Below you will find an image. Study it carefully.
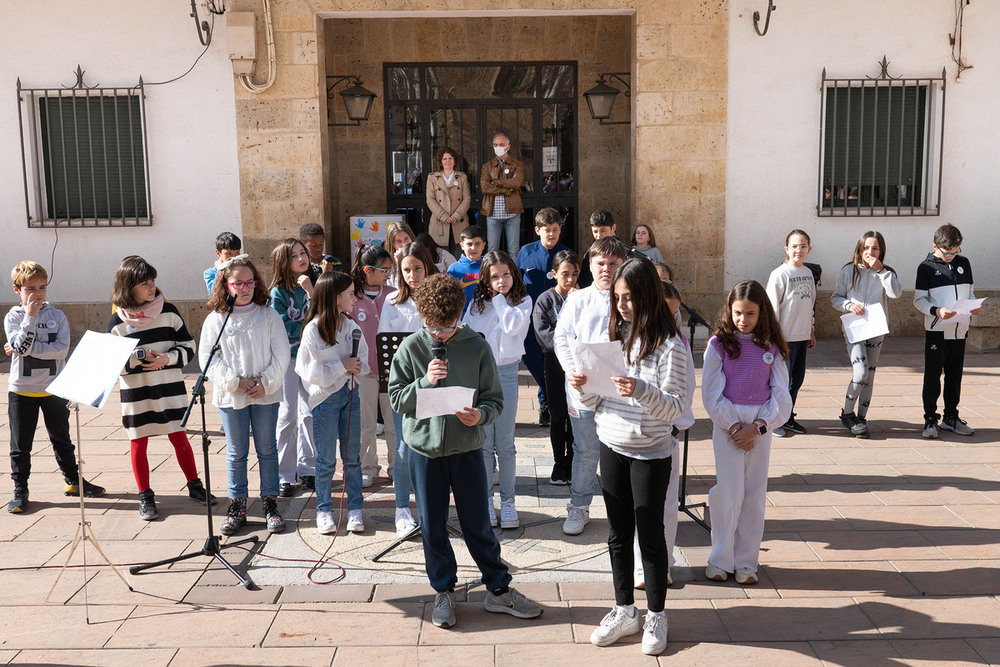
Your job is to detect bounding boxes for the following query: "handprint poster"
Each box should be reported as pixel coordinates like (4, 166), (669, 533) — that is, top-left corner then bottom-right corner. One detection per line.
(349, 214), (405, 249)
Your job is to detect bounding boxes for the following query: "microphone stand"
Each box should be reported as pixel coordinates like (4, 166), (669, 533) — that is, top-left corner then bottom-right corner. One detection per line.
(129, 296), (261, 588)
(679, 303), (710, 531)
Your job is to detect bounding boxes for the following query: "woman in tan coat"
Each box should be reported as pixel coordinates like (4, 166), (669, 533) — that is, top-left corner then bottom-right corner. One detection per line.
(425, 146), (471, 251)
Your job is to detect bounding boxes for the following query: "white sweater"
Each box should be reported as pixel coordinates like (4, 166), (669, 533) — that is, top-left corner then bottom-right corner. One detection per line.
(579, 335), (690, 457)
(553, 285), (612, 410)
(765, 263), (816, 343)
(462, 293), (532, 366)
(378, 292), (423, 334)
(296, 315), (371, 410)
(199, 304), (290, 409)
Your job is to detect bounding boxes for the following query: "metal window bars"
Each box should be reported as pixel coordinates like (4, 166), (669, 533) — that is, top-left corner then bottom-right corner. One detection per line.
(818, 57), (946, 217)
(16, 66), (152, 228)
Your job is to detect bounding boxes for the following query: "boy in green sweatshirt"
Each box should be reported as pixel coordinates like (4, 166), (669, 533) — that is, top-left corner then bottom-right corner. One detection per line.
(389, 272), (542, 629)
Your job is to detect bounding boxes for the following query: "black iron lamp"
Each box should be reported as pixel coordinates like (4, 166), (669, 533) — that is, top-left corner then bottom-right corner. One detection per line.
(583, 72), (631, 125)
(327, 75), (377, 126)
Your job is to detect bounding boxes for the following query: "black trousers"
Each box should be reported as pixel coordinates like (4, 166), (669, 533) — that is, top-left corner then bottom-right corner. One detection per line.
(922, 332), (966, 421)
(787, 340), (809, 413)
(543, 352), (573, 466)
(8, 392), (79, 487)
(600, 444), (671, 612)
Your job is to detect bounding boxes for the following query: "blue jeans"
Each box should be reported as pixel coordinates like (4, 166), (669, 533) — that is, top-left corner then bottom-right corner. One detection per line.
(392, 409), (412, 509)
(569, 408), (601, 508)
(220, 403), (280, 499)
(486, 214), (520, 258)
(410, 447), (511, 593)
(482, 361), (519, 503)
(312, 382), (363, 513)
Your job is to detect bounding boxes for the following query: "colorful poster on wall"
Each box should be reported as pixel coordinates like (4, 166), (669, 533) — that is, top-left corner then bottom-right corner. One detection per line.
(350, 214), (405, 249)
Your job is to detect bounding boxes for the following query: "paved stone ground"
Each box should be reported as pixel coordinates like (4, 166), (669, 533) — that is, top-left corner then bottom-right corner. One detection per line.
(1, 337), (999, 665)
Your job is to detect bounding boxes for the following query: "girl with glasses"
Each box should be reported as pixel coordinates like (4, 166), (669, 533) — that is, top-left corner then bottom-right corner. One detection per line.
(349, 244), (397, 491)
(201, 257), (290, 536)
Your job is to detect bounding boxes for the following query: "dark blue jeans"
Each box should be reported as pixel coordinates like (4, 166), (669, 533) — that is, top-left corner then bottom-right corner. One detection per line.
(409, 447), (511, 593)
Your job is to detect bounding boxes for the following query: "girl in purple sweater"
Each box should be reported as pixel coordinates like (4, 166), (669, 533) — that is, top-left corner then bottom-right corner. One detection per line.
(702, 280), (791, 586)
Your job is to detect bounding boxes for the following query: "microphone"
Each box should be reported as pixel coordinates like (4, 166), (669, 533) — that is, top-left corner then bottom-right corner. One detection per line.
(431, 340), (446, 387)
(351, 329), (362, 358)
(225, 293), (237, 312)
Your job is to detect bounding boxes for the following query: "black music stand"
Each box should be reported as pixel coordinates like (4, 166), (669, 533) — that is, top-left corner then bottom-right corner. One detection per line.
(679, 303), (711, 531)
(371, 332), (462, 563)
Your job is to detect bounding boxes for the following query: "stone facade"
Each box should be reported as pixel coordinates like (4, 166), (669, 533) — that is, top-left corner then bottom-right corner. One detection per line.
(229, 0), (729, 314)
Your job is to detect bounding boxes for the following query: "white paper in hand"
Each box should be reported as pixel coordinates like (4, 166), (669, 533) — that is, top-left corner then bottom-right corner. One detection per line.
(840, 302), (890, 344)
(949, 297), (986, 323)
(47, 330), (138, 408)
(575, 340), (627, 398)
(416, 386), (476, 419)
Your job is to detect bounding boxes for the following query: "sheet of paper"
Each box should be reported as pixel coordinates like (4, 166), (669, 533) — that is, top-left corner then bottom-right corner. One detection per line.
(840, 301), (890, 345)
(948, 297), (986, 322)
(47, 330), (138, 409)
(574, 340), (628, 398)
(416, 386), (476, 419)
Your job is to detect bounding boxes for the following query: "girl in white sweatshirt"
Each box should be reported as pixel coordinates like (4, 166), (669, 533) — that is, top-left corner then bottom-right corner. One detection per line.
(463, 250), (532, 529)
(200, 258), (290, 537)
(296, 272), (369, 535)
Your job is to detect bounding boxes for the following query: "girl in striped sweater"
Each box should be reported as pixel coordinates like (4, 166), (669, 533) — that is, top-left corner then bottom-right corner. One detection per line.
(108, 256), (212, 521)
(703, 279), (791, 586)
(582, 257), (690, 657)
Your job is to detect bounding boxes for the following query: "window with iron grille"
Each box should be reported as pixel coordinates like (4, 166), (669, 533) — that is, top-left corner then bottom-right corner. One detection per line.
(17, 67), (152, 228)
(818, 58), (946, 217)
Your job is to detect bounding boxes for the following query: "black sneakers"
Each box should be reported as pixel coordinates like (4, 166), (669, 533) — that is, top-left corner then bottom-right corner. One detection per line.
(64, 478), (106, 497)
(839, 410), (869, 439)
(539, 404), (551, 427)
(187, 478), (217, 505)
(7, 487), (28, 513)
(138, 489), (159, 521)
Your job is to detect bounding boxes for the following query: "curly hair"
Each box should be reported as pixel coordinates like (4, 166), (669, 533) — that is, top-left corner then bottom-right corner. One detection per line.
(206, 257), (270, 312)
(711, 279), (788, 362)
(414, 273), (465, 326)
(470, 251), (527, 315)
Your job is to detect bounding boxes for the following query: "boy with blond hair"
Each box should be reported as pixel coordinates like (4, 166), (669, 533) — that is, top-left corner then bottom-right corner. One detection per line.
(5, 261), (105, 513)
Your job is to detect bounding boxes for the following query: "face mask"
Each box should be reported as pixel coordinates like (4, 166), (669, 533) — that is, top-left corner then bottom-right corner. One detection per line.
(494, 145), (507, 158)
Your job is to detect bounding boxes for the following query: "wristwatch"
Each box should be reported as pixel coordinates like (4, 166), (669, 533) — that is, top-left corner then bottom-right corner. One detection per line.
(755, 421), (767, 436)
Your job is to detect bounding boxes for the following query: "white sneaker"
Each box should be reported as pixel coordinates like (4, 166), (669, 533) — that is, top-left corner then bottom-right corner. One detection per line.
(735, 567), (758, 585)
(641, 611), (668, 655)
(590, 606), (642, 646)
(487, 501), (498, 527)
(395, 507), (417, 538)
(705, 563), (728, 581)
(361, 472), (375, 488)
(316, 510), (335, 535)
(376, 422), (385, 436)
(499, 499), (519, 529)
(563, 504), (590, 535)
(346, 509), (365, 533)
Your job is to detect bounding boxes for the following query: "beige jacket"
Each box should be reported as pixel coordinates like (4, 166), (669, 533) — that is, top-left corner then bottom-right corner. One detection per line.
(425, 171), (471, 246)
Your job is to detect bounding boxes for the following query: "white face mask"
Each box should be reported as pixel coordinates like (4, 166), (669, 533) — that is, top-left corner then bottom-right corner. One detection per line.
(494, 145), (508, 158)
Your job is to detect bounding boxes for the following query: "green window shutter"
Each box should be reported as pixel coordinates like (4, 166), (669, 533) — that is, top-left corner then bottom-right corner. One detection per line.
(39, 95), (148, 221)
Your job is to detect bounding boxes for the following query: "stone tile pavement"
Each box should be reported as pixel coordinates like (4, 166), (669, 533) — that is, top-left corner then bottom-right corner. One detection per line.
(0, 337), (999, 665)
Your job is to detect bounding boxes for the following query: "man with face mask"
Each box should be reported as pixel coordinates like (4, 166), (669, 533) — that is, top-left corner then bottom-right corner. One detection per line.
(480, 132), (525, 258)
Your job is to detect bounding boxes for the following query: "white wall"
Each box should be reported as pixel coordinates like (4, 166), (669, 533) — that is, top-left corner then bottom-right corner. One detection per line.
(0, 1), (242, 303)
(726, 0), (1000, 291)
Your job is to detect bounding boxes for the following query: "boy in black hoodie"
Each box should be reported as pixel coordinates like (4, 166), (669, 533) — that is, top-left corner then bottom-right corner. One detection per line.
(913, 224), (982, 438)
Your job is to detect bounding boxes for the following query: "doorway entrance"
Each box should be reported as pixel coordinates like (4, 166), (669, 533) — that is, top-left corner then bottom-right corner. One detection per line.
(384, 62), (579, 250)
